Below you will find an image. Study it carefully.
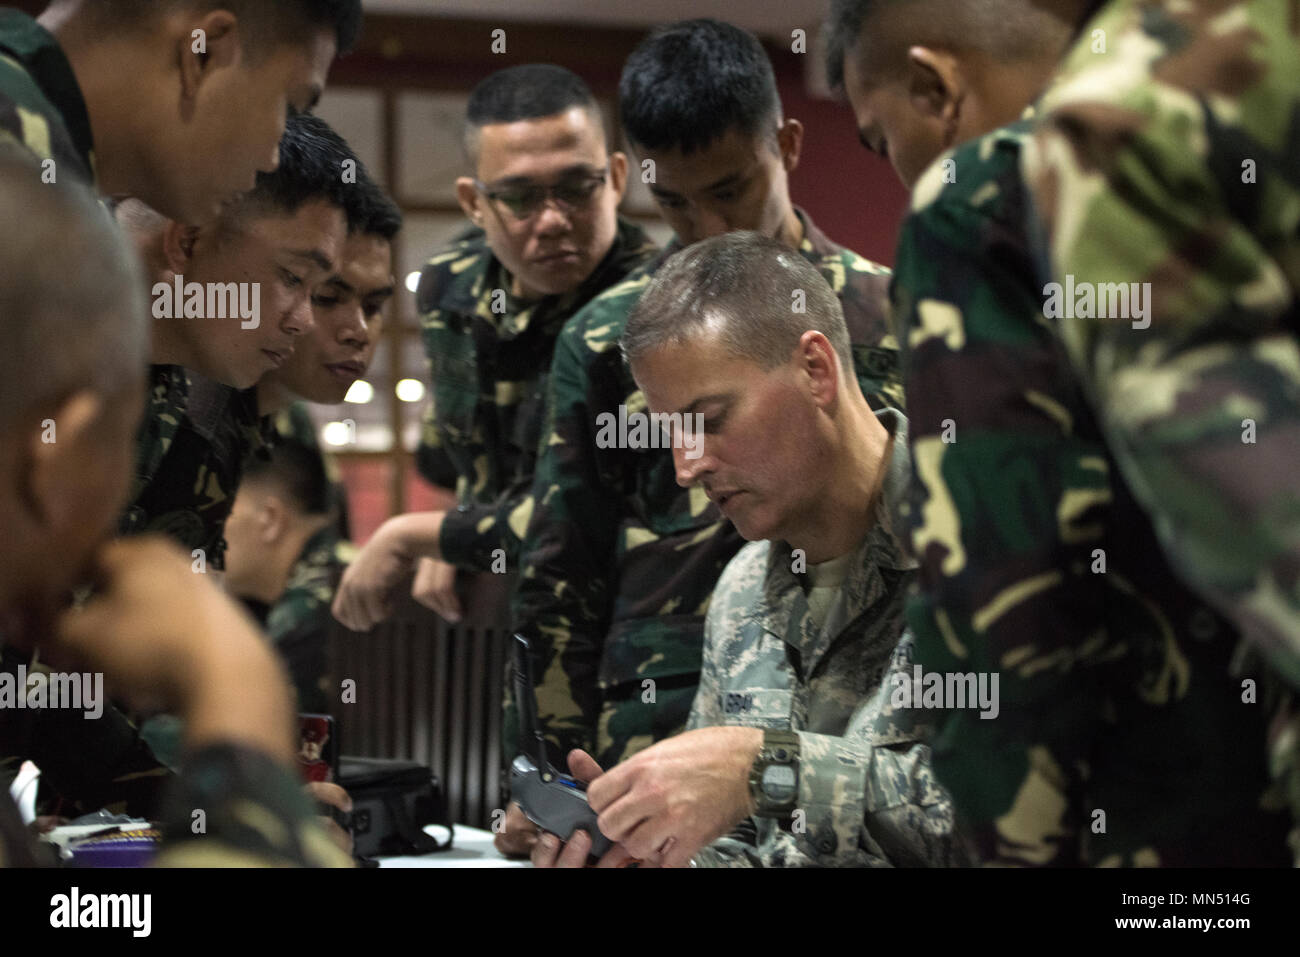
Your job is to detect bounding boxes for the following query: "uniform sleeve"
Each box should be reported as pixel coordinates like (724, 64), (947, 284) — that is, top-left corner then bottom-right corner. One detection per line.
(791, 634), (969, 867)
(1023, 5), (1300, 688)
(509, 319), (621, 763)
(894, 176), (1111, 865)
(153, 743), (351, 867)
(437, 479), (536, 573)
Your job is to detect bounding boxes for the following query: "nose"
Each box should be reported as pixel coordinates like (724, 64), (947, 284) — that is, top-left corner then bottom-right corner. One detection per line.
(532, 199), (572, 235)
(337, 303), (369, 348)
(689, 207), (729, 242)
(673, 440), (712, 489)
(283, 291), (315, 338)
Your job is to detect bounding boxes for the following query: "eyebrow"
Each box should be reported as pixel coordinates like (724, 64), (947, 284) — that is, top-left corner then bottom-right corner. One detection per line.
(649, 163), (756, 200)
(485, 164), (602, 188)
(676, 392), (732, 416)
(286, 248), (334, 272)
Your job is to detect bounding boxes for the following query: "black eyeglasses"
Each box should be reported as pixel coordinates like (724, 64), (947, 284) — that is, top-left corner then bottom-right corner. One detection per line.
(474, 168), (609, 220)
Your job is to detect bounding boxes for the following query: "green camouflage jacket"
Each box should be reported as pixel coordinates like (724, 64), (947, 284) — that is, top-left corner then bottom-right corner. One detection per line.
(688, 411), (966, 867)
(262, 524), (349, 715)
(895, 115), (1290, 864)
(0, 9), (94, 182)
(1022, 0), (1300, 864)
(1025, 0), (1300, 689)
(510, 209), (902, 769)
(121, 371), (272, 570)
(416, 217), (659, 572)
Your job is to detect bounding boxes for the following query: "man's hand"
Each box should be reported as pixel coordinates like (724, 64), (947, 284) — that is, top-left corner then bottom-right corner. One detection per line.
(529, 749), (636, 868)
(586, 726), (763, 868)
(411, 556), (462, 624)
(51, 536), (297, 764)
(307, 781), (354, 856)
(332, 512), (445, 631)
(494, 801), (538, 858)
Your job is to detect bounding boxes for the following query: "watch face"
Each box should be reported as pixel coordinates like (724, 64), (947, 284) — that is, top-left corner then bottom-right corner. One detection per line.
(762, 765), (797, 803)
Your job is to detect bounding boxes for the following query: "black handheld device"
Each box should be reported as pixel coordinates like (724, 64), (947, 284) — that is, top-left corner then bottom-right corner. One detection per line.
(509, 634), (612, 857)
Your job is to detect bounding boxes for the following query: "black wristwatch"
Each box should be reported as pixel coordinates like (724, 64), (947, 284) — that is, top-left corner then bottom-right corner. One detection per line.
(748, 730), (801, 818)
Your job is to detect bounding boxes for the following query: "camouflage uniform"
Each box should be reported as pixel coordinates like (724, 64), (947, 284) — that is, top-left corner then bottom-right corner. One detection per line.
(1020, 0), (1300, 864)
(895, 112), (1290, 862)
(416, 218), (659, 572)
(122, 371), (272, 571)
(511, 209), (902, 770)
(688, 410), (965, 867)
(260, 524), (350, 715)
(0, 9), (94, 182)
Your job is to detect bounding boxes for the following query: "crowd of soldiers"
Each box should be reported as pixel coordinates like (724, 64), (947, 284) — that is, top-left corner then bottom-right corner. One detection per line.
(0, 0), (1296, 870)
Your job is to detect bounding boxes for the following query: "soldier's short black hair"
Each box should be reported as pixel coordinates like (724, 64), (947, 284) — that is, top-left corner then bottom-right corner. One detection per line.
(824, 0), (875, 91)
(623, 232), (853, 378)
(62, 0), (364, 56)
(619, 19), (781, 156)
(463, 64), (601, 162)
(351, 178), (403, 241)
(226, 112), (356, 227)
(244, 439), (333, 516)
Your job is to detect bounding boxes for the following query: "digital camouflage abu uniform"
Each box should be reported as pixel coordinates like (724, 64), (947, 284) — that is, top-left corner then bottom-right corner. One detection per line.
(511, 209), (903, 770)
(894, 112), (1290, 862)
(689, 410), (967, 867)
(416, 218), (659, 573)
(0, 9), (94, 182)
(1021, 0), (1300, 863)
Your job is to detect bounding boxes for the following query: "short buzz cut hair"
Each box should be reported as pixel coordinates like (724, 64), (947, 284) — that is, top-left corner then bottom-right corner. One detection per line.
(66, 0), (365, 57)
(463, 64), (601, 162)
(823, 0), (1079, 90)
(220, 111), (357, 231)
(242, 439), (333, 517)
(619, 18), (781, 156)
(0, 145), (146, 428)
(622, 232), (852, 378)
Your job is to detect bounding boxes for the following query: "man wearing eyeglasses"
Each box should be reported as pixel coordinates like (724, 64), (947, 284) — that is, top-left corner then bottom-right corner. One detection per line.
(332, 64), (657, 632)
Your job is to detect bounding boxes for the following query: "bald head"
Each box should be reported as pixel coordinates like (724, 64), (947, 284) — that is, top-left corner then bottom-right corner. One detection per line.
(0, 149), (146, 431)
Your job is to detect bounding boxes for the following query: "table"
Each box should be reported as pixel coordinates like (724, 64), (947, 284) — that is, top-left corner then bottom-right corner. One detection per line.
(376, 824), (529, 867)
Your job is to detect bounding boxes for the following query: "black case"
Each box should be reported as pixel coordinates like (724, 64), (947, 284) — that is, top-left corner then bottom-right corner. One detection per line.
(337, 756), (453, 860)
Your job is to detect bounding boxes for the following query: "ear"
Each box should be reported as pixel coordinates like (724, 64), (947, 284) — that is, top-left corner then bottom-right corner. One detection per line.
(178, 10), (242, 101)
(904, 45), (964, 134)
(607, 150), (629, 202)
(455, 177), (484, 226)
(161, 221), (199, 276)
(776, 118), (805, 174)
(797, 330), (842, 409)
(26, 391), (110, 528)
(257, 495), (291, 545)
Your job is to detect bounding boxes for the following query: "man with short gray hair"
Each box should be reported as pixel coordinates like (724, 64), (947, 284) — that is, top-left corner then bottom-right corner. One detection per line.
(535, 232), (964, 868)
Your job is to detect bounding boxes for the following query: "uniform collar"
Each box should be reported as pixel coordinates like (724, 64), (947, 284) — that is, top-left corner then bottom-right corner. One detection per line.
(0, 10), (95, 179)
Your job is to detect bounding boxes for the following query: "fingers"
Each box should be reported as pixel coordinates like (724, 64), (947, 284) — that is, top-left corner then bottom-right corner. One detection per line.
(494, 803), (539, 858)
(306, 781), (352, 814)
(531, 828), (593, 868)
(410, 557), (462, 623)
(565, 748), (604, 785)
